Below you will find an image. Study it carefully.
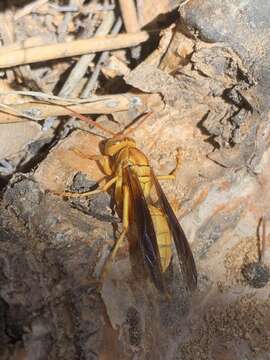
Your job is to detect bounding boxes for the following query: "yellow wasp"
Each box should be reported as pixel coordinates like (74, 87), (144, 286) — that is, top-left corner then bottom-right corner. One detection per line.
(63, 109), (197, 292)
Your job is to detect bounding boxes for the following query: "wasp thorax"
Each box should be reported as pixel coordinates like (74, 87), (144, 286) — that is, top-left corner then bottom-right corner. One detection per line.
(103, 136), (136, 156)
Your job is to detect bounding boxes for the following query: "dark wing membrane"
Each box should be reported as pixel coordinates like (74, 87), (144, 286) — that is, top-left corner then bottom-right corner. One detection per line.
(151, 170), (197, 291)
(126, 166), (166, 292)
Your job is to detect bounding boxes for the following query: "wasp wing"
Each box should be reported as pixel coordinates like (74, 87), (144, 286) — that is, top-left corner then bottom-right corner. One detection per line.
(126, 166), (166, 292)
(151, 170), (197, 291)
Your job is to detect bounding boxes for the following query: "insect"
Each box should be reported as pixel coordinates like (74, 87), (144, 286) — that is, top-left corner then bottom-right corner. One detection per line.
(62, 108), (197, 292)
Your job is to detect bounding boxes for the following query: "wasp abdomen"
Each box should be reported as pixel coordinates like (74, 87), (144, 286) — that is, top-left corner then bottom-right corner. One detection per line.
(148, 205), (172, 272)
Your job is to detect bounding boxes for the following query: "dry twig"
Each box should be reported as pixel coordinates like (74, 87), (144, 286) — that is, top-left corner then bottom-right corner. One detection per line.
(81, 17), (123, 98)
(0, 93), (147, 123)
(58, 10), (116, 97)
(14, 0), (49, 20)
(0, 32), (149, 68)
(118, 0), (139, 33)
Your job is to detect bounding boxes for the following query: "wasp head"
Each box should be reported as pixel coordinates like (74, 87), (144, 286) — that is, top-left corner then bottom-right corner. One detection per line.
(103, 136), (136, 156)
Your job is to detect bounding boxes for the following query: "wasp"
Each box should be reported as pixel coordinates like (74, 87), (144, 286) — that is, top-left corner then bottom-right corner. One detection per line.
(62, 109), (197, 292)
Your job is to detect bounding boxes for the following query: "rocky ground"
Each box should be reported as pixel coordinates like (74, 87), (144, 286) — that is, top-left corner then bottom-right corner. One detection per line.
(0, 1), (269, 359)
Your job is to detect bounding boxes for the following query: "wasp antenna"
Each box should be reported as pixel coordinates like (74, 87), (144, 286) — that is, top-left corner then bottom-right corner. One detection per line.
(58, 105), (116, 137)
(122, 111), (153, 136)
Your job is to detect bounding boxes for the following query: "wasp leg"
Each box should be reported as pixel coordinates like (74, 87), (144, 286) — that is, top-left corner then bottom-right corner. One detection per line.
(157, 175), (175, 181)
(62, 176), (117, 198)
(71, 148), (112, 176)
(157, 148), (183, 181)
(100, 185), (129, 279)
(111, 184), (129, 259)
(101, 186), (129, 279)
